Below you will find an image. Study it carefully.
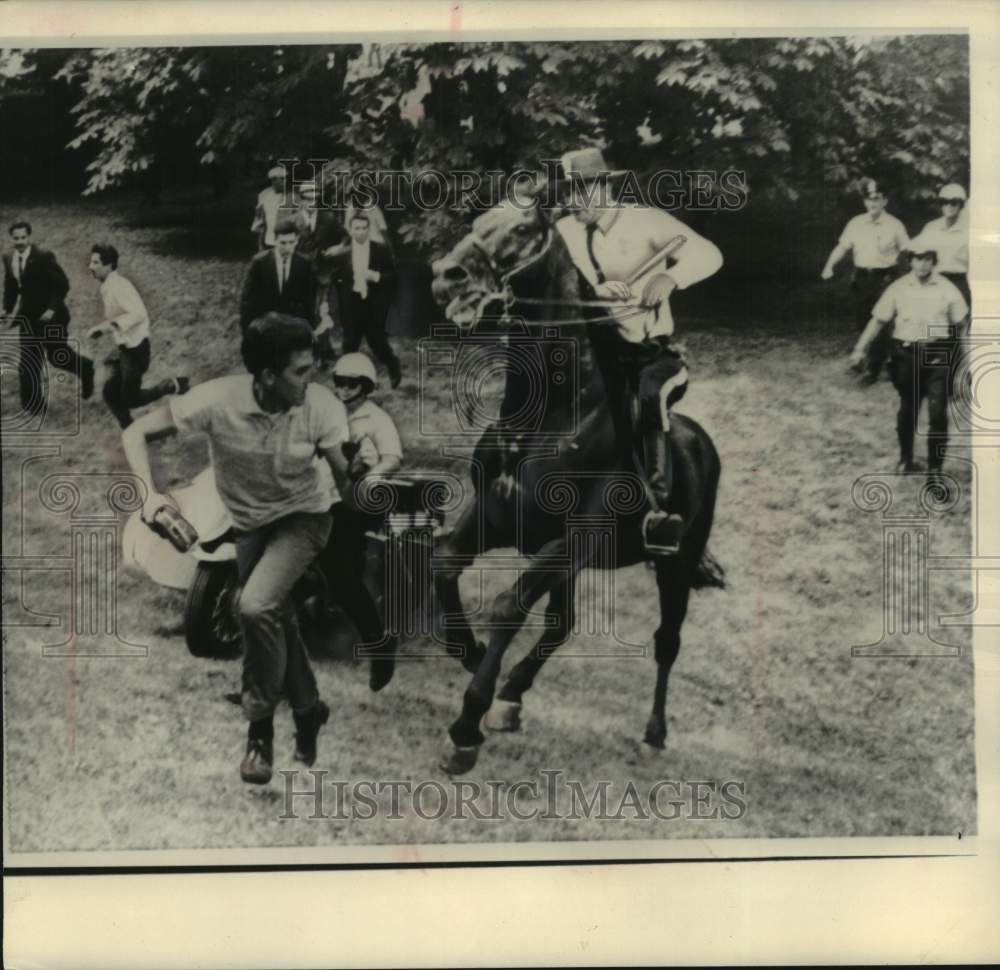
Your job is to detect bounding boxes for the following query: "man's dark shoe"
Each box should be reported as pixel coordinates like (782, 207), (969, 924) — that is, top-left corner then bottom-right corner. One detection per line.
(293, 700), (330, 767)
(240, 737), (273, 785)
(896, 459), (924, 474)
(81, 360), (95, 400)
(642, 511), (684, 556)
(369, 654), (397, 693)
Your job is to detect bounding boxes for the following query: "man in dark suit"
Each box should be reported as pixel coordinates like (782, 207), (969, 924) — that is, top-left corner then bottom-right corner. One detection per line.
(292, 181), (348, 339)
(239, 220), (319, 334)
(329, 212), (401, 387)
(3, 220), (94, 415)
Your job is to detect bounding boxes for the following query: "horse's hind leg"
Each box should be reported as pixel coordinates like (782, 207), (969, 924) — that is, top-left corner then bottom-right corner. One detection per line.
(644, 560), (691, 750)
(490, 576), (577, 731)
(433, 504), (488, 674)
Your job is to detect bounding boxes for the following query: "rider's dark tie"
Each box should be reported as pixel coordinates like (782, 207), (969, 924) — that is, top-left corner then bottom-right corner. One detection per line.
(585, 223), (606, 285)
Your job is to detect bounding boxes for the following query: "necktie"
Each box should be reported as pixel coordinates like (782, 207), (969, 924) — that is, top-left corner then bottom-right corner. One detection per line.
(16, 253), (25, 281)
(280, 256), (288, 292)
(585, 224), (606, 285)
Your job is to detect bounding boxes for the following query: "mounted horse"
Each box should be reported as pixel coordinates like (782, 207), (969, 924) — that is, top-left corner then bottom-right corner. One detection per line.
(428, 193), (725, 774)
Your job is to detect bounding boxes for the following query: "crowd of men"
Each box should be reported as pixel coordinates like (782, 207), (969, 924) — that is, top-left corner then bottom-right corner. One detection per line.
(0, 158), (972, 786)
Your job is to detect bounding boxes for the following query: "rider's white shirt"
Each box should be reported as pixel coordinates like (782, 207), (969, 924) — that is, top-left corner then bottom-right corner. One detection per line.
(557, 204), (723, 343)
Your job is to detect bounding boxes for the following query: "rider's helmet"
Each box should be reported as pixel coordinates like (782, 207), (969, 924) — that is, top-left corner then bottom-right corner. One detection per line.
(333, 352), (377, 393)
(938, 183), (967, 204)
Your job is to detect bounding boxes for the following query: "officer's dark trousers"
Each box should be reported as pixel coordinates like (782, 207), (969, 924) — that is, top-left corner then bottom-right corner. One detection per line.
(341, 293), (400, 374)
(887, 338), (951, 470)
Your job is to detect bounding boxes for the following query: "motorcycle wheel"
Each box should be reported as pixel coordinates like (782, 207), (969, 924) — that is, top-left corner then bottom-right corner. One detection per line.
(184, 561), (242, 659)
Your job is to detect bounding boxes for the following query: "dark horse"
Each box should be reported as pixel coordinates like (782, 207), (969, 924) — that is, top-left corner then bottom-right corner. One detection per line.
(429, 198), (724, 774)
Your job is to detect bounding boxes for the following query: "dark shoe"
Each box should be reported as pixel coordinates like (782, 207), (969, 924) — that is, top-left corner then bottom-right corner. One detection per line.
(896, 459), (924, 474)
(643, 511), (684, 556)
(293, 700), (330, 767)
(81, 360), (95, 400)
(240, 737), (273, 785)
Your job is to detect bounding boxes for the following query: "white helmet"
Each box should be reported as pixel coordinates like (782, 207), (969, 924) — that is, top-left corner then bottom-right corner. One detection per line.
(938, 183), (967, 202)
(334, 352), (377, 388)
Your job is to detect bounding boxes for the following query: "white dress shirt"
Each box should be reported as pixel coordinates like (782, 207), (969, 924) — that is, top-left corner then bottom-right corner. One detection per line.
(99, 270), (150, 348)
(351, 240), (371, 298)
(557, 204), (723, 342)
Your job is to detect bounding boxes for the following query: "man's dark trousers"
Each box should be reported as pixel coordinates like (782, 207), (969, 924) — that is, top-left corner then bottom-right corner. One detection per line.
(342, 291), (400, 377)
(887, 338), (951, 470)
(102, 339), (163, 429)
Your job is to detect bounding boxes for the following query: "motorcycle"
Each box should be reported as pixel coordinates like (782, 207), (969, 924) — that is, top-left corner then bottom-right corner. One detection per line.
(122, 464), (450, 660)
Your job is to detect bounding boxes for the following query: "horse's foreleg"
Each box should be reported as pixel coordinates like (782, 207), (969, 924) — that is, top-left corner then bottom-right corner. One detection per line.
(433, 506), (488, 674)
(644, 559), (691, 750)
(443, 542), (574, 772)
(490, 576), (577, 730)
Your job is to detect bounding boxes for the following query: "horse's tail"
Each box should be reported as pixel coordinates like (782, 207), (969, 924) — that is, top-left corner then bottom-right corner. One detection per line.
(685, 421), (726, 591)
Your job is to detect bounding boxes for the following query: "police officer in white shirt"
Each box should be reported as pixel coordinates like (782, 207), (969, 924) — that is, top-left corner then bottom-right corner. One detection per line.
(822, 178), (910, 385)
(251, 165), (287, 250)
(917, 183), (970, 306)
(849, 235), (969, 485)
(555, 148), (723, 555)
(86, 243), (187, 428)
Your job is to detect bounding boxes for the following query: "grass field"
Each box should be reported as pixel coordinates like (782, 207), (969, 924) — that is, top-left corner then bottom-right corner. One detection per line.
(2, 191), (976, 852)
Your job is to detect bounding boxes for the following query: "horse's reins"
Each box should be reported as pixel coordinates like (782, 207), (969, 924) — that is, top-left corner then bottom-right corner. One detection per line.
(492, 233), (689, 328)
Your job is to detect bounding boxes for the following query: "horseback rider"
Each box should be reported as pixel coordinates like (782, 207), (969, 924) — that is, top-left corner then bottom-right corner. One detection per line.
(553, 148), (723, 555)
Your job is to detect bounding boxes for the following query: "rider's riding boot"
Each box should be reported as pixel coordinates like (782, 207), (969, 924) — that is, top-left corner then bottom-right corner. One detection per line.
(642, 430), (684, 556)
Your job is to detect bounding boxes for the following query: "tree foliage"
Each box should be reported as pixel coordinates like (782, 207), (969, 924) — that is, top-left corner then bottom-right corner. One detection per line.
(0, 36), (969, 249)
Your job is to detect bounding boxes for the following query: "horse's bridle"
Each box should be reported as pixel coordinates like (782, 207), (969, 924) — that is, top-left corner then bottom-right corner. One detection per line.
(465, 220), (650, 328)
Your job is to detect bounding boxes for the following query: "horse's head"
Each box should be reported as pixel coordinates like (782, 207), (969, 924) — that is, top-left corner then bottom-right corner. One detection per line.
(431, 199), (551, 327)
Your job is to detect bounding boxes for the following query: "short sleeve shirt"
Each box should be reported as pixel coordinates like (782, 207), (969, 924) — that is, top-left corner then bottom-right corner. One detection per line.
(170, 374), (349, 532)
(918, 216), (969, 274)
(838, 212), (909, 269)
(349, 399), (402, 470)
(872, 272), (968, 343)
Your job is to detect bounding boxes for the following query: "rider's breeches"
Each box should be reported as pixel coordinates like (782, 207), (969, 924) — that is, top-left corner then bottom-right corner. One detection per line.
(235, 511), (331, 722)
(635, 342), (689, 433)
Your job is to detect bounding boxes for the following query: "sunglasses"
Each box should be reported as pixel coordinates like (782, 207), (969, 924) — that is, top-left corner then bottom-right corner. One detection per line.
(941, 198), (964, 206)
(333, 375), (364, 389)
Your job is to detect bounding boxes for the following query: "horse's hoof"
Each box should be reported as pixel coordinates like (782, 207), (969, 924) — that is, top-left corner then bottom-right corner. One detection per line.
(439, 740), (480, 776)
(462, 640), (486, 674)
(369, 658), (395, 692)
(484, 699), (522, 732)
